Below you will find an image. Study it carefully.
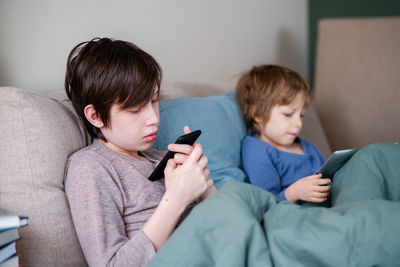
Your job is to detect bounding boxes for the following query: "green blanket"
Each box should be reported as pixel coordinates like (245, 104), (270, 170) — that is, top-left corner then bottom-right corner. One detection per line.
(147, 143), (400, 267)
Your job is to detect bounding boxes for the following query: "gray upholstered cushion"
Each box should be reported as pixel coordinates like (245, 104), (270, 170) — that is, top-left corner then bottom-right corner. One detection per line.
(0, 87), (88, 266)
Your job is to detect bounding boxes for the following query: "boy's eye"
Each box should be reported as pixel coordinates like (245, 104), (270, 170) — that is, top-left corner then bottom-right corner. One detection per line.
(283, 113), (292, 117)
(130, 107), (141, 114)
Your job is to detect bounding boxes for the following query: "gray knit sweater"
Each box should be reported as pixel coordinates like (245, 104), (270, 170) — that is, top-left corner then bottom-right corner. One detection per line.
(65, 139), (166, 267)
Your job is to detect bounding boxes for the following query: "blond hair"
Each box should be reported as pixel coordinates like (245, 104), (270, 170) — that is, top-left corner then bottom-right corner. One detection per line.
(236, 64), (312, 135)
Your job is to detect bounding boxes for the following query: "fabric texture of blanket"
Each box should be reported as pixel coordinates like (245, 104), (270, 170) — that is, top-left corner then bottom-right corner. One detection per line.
(146, 143), (400, 267)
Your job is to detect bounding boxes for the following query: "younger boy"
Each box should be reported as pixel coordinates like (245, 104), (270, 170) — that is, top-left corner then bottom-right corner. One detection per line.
(236, 64), (330, 203)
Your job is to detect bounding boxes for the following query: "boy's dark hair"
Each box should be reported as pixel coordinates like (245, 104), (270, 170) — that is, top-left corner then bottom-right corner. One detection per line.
(236, 64), (312, 136)
(65, 37), (162, 141)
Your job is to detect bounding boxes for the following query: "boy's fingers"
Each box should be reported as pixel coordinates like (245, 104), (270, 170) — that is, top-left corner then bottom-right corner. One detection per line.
(204, 168), (210, 177)
(164, 158), (177, 175)
(198, 155), (208, 168)
(305, 173), (322, 180)
(174, 153), (188, 164)
(318, 178), (331, 185)
(183, 126), (191, 135)
(314, 191), (329, 198)
(309, 173), (322, 179)
(168, 143), (193, 155)
(311, 197), (327, 203)
(316, 185), (331, 192)
(185, 143), (203, 163)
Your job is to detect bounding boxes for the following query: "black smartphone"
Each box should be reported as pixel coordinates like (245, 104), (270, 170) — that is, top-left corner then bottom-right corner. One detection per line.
(148, 130), (202, 181)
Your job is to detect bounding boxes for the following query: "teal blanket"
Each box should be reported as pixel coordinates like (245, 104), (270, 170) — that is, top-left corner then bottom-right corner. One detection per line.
(147, 143), (400, 266)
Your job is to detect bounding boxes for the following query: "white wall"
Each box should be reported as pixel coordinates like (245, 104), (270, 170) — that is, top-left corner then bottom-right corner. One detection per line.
(0, 0), (308, 92)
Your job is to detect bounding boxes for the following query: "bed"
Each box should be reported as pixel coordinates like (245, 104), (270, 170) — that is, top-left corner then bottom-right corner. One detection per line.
(146, 87), (400, 266)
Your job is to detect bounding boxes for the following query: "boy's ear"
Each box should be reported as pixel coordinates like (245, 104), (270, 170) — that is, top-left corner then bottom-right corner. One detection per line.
(253, 115), (263, 123)
(250, 106), (263, 123)
(84, 104), (104, 128)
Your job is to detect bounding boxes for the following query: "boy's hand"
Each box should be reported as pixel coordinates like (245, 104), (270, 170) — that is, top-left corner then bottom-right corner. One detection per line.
(285, 173), (331, 203)
(164, 126), (214, 205)
(164, 142), (213, 205)
(167, 126), (193, 164)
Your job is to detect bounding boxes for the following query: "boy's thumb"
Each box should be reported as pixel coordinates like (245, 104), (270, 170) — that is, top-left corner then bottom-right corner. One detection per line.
(164, 158), (176, 176)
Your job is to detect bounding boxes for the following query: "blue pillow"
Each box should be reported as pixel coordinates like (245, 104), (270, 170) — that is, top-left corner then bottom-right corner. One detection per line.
(153, 91), (249, 188)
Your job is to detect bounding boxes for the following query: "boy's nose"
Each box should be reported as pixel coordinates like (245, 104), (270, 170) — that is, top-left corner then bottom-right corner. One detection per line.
(146, 104), (159, 125)
(293, 117), (302, 128)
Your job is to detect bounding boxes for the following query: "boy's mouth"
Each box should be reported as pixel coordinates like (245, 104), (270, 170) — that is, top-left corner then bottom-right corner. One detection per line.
(144, 131), (158, 142)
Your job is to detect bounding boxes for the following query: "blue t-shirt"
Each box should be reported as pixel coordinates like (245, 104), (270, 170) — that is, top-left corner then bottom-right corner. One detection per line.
(241, 135), (325, 201)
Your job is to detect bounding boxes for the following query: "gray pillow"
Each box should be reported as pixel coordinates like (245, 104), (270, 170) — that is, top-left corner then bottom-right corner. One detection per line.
(0, 87), (88, 266)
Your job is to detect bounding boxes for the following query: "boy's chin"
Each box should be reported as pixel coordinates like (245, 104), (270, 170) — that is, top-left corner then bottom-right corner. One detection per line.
(141, 141), (155, 151)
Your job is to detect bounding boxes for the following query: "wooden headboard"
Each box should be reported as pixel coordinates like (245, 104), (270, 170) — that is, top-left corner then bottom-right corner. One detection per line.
(313, 17), (400, 150)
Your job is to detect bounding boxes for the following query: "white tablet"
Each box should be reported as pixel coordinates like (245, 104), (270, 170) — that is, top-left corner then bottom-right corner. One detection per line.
(318, 148), (359, 178)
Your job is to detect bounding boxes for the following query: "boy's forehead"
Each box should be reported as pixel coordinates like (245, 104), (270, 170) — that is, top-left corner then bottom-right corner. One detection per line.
(118, 88), (160, 108)
(277, 93), (307, 109)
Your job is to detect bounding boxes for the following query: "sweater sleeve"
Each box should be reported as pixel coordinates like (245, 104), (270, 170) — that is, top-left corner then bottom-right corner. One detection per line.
(65, 152), (155, 267)
(241, 137), (284, 200)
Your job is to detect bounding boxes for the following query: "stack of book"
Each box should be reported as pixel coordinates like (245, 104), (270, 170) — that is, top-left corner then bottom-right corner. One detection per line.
(0, 209), (28, 267)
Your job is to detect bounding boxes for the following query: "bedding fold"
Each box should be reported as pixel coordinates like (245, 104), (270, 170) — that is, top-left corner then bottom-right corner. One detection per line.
(147, 143), (400, 267)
